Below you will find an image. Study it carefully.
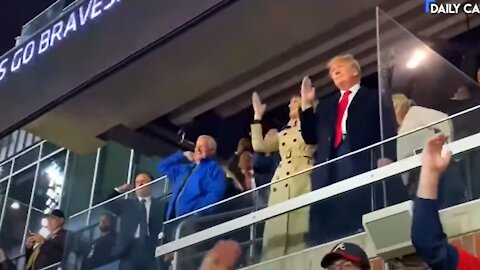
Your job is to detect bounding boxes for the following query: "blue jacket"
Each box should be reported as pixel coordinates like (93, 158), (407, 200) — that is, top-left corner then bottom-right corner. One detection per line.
(157, 151), (227, 220)
(412, 198), (480, 270)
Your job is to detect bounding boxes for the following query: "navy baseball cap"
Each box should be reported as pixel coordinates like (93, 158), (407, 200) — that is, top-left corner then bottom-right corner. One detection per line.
(47, 209), (65, 219)
(321, 242), (370, 269)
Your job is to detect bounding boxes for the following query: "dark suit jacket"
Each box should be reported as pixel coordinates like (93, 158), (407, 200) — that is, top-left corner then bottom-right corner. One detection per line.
(0, 258), (15, 270)
(300, 86), (397, 189)
(26, 228), (67, 270)
(106, 191), (166, 258)
(82, 231), (116, 270)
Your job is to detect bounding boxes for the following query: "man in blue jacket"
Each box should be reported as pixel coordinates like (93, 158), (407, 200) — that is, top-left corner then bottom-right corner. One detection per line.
(412, 134), (480, 269)
(158, 135), (227, 221)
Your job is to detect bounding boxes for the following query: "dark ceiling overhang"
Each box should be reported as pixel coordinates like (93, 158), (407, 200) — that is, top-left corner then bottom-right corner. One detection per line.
(0, 0), (231, 153)
(0, 0), (477, 155)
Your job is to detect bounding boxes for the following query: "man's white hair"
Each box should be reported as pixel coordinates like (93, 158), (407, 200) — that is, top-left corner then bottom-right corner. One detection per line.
(198, 135), (217, 154)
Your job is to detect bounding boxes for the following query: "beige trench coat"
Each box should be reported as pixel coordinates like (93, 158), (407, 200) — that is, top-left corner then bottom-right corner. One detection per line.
(251, 121), (315, 261)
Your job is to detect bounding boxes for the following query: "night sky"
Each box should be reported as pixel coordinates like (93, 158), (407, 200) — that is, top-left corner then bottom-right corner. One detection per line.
(0, 0), (59, 56)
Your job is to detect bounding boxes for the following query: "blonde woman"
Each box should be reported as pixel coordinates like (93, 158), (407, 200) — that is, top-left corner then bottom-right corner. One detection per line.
(251, 92), (315, 260)
(392, 94), (453, 161)
(392, 93), (454, 199)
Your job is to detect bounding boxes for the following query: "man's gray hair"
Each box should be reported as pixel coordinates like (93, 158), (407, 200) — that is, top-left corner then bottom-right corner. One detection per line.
(198, 135), (217, 154)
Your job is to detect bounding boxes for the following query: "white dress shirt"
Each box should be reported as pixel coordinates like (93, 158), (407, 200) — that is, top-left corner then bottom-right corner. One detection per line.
(338, 84), (361, 135)
(135, 196), (151, 238)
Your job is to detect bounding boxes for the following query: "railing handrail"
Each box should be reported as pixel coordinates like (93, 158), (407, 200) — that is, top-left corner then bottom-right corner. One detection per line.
(39, 262), (61, 270)
(155, 131), (480, 256)
(68, 175), (168, 219)
(163, 103), (480, 225)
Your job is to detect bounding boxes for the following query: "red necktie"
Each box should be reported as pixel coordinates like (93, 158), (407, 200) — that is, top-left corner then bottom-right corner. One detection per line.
(334, 90), (352, 148)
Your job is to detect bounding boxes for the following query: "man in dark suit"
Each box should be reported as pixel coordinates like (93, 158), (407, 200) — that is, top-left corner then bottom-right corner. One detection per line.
(107, 173), (167, 270)
(300, 54), (397, 244)
(81, 213), (116, 270)
(25, 209), (67, 270)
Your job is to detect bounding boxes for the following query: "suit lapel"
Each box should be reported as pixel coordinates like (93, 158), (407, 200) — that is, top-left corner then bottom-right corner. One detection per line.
(345, 87), (367, 129)
(328, 91), (341, 122)
(348, 86), (365, 112)
(148, 199), (154, 224)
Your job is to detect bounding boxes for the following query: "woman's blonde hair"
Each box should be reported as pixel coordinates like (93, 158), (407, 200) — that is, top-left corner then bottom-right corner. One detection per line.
(392, 94), (412, 111)
(392, 94), (414, 123)
(236, 138), (252, 154)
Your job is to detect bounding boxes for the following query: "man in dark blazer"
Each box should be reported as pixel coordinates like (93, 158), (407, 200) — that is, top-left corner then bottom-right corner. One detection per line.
(81, 213), (116, 270)
(107, 173), (167, 270)
(300, 54), (397, 245)
(25, 209), (67, 270)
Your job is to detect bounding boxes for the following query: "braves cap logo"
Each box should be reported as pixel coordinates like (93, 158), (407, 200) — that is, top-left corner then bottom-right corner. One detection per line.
(333, 243), (346, 252)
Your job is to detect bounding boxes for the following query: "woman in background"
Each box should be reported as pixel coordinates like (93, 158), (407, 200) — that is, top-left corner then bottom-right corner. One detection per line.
(228, 138), (253, 191)
(393, 93), (453, 162)
(392, 94), (463, 207)
(251, 92), (315, 260)
(238, 150), (255, 191)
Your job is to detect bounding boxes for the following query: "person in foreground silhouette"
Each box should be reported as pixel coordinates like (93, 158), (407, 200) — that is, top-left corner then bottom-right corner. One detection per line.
(412, 134), (480, 269)
(199, 240), (241, 270)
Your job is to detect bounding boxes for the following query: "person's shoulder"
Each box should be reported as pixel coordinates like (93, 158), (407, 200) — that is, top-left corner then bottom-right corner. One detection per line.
(54, 228), (68, 241)
(319, 89), (339, 101)
(205, 159), (224, 171)
(409, 105), (433, 113)
(358, 86), (378, 98)
(411, 106), (447, 118)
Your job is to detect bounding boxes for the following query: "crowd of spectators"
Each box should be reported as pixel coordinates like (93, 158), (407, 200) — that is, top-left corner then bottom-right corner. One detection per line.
(2, 55), (479, 270)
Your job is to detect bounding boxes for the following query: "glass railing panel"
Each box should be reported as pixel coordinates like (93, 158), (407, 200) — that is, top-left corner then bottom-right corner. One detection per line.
(157, 138), (479, 269)
(0, 180), (8, 225)
(376, 105), (480, 209)
(26, 151), (68, 242)
(92, 143), (132, 206)
(161, 180), (266, 244)
(377, 7), (480, 159)
(0, 161), (12, 179)
(17, 0), (66, 45)
(12, 146), (40, 172)
(382, 144), (480, 212)
(157, 164), (370, 268)
(159, 50), (480, 246)
(61, 151), (97, 218)
(61, 177), (170, 270)
(41, 142), (62, 158)
(161, 133), (397, 245)
(0, 167), (36, 258)
(38, 263), (61, 270)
